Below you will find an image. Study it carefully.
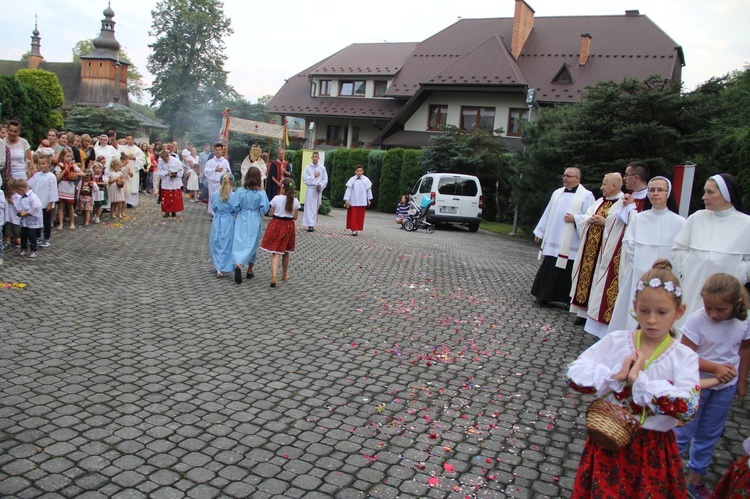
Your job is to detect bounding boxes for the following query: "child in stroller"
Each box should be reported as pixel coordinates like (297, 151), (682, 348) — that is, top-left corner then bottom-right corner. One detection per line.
(404, 195), (436, 233)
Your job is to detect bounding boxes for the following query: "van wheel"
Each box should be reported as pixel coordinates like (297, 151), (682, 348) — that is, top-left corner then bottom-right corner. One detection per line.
(468, 222), (480, 232)
(404, 220), (415, 231)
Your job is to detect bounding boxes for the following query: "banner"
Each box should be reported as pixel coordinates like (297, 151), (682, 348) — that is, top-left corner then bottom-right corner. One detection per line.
(673, 162), (696, 218)
(229, 117), (287, 143)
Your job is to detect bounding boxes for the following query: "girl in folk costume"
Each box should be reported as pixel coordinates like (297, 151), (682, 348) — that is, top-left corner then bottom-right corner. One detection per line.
(567, 260), (700, 498)
(608, 177), (686, 334)
(673, 273), (750, 499)
(671, 173), (750, 325)
(231, 166), (269, 284)
(711, 436), (750, 499)
(260, 178), (300, 287)
(209, 174), (236, 278)
(92, 162), (108, 224)
(78, 173), (98, 227)
(343, 165), (373, 236)
(107, 159), (126, 219)
(54, 148), (83, 230)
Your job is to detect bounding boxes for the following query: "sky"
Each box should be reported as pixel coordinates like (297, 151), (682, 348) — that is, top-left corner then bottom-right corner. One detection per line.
(2, 0), (749, 106)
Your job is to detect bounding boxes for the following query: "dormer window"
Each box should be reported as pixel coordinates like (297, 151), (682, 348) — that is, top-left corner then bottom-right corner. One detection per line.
(551, 64), (574, 85)
(340, 80), (366, 97)
(374, 81), (387, 97)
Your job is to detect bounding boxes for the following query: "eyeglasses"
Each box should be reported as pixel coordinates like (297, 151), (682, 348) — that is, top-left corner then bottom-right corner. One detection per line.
(562, 174), (579, 179)
(648, 188), (668, 193)
(623, 172), (636, 178)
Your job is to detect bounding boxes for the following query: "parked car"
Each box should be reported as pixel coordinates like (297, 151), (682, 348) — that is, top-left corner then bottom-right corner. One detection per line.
(410, 173), (483, 232)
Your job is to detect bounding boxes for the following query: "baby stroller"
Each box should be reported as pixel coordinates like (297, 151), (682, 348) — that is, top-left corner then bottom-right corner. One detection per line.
(404, 195), (436, 234)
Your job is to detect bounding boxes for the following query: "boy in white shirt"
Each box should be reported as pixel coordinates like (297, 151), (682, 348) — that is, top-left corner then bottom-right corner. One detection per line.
(13, 179), (43, 258)
(27, 154), (58, 247)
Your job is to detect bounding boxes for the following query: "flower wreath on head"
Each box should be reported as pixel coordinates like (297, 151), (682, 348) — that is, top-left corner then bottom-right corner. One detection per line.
(636, 277), (682, 297)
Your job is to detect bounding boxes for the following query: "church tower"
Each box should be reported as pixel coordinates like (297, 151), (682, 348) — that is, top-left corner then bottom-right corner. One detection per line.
(27, 17), (43, 69)
(77, 2), (129, 106)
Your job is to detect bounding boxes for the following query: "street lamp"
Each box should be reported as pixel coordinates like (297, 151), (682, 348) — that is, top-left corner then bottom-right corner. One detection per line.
(510, 89), (536, 236)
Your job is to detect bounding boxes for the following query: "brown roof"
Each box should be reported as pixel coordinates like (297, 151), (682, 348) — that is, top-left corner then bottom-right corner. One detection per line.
(309, 42), (417, 77)
(269, 11), (683, 117)
(0, 60), (81, 106)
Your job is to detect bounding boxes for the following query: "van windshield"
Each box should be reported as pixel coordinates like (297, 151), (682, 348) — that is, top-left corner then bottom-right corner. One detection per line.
(437, 177), (478, 196)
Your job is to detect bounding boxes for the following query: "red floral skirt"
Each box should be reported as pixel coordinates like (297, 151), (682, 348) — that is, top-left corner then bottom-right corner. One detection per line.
(260, 217), (296, 254)
(161, 188), (184, 213)
(712, 456), (750, 499)
(572, 429), (687, 498)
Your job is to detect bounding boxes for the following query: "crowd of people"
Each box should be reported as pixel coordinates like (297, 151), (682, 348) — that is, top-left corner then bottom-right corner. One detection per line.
(533, 164), (750, 498)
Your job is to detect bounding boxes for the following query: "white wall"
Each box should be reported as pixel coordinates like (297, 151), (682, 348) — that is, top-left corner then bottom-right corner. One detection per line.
(403, 91), (528, 136)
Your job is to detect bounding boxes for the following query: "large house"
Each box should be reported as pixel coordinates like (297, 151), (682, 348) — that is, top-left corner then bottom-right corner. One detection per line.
(0, 5), (165, 140)
(268, 0), (684, 150)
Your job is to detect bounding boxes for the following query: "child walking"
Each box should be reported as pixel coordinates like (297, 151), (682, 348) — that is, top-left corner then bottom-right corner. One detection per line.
(4, 179), (21, 249)
(13, 179), (43, 258)
(107, 159), (126, 219)
(187, 162), (200, 202)
(0, 186), (5, 265)
(673, 273), (750, 499)
(566, 260), (701, 498)
(260, 178), (300, 287)
(231, 166), (269, 284)
(209, 174), (236, 278)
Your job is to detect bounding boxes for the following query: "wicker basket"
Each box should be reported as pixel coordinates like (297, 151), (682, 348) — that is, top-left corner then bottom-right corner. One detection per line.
(586, 399), (641, 451)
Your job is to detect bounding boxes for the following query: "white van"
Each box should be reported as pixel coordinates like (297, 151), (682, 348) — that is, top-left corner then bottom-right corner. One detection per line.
(410, 173), (483, 232)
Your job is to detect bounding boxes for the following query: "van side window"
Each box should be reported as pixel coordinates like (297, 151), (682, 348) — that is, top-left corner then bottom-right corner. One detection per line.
(456, 179), (478, 196)
(418, 177), (433, 194)
(437, 177), (456, 195)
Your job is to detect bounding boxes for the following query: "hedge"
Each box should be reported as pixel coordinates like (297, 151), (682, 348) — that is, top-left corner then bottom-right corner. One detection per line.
(16, 68), (65, 108)
(329, 148), (350, 207)
(399, 149), (423, 197)
(366, 150), (386, 209)
(378, 148), (404, 213)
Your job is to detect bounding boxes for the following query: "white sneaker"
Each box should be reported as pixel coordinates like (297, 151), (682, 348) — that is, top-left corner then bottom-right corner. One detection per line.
(38, 240), (51, 248)
(20, 250), (27, 256)
(0, 258), (4, 265)
(28, 252), (37, 258)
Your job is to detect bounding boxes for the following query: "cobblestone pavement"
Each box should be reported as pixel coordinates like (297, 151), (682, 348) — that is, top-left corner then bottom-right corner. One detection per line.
(1, 196), (747, 499)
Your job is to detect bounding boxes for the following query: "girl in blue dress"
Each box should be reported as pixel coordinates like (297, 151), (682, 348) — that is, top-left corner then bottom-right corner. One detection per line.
(231, 166), (269, 283)
(209, 174), (236, 278)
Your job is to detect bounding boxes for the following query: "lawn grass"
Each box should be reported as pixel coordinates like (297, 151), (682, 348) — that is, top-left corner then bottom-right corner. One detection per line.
(479, 220), (531, 238)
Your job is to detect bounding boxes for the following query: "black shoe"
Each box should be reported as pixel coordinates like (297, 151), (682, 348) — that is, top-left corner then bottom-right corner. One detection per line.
(307, 227), (314, 232)
(535, 298), (549, 307)
(163, 213), (169, 218)
(574, 317), (586, 326)
(234, 267), (242, 284)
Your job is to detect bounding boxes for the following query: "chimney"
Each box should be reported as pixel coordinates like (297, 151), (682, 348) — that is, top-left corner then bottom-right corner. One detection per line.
(27, 17), (43, 70)
(625, 9), (640, 16)
(578, 33), (592, 66)
(511, 0), (535, 60)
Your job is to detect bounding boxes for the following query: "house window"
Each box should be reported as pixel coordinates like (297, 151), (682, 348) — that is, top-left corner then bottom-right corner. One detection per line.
(340, 80), (366, 96)
(374, 81), (387, 97)
(320, 80), (331, 96)
(507, 108), (530, 137)
(427, 105), (448, 130)
(460, 106), (495, 131)
(326, 125), (348, 144)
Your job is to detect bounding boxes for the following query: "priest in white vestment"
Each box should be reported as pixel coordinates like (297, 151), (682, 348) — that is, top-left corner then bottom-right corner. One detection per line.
(120, 134), (145, 207)
(302, 151), (328, 232)
(531, 167), (595, 305)
(240, 144), (267, 186)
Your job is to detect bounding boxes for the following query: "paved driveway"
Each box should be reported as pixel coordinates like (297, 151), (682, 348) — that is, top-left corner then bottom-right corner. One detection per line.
(1, 199), (747, 498)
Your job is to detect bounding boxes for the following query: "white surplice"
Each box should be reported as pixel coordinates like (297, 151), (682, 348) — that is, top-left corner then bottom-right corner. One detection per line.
(302, 163), (328, 227)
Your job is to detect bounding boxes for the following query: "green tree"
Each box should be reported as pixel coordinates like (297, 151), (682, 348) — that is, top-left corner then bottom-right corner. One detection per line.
(378, 149), (404, 213)
(64, 106), (141, 136)
(0, 75), (51, 146)
(329, 149), (350, 207)
(15, 69), (64, 108)
(72, 40), (145, 102)
(513, 75), (723, 229)
(147, 0), (237, 137)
